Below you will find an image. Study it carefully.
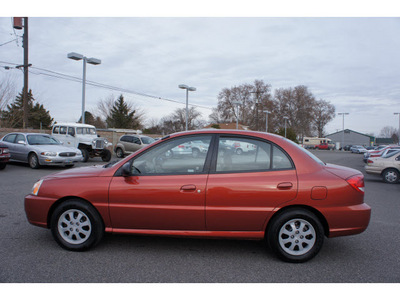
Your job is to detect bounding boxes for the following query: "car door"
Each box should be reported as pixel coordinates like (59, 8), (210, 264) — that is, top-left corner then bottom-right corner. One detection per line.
(205, 135), (298, 231)
(1, 134), (17, 160)
(108, 134), (214, 231)
(13, 134), (29, 162)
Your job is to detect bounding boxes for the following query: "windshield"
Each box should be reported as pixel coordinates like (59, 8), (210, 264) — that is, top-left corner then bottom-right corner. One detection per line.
(27, 135), (61, 145)
(141, 137), (155, 144)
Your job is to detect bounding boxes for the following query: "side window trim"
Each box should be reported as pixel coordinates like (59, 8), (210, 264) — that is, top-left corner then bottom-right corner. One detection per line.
(210, 134), (295, 174)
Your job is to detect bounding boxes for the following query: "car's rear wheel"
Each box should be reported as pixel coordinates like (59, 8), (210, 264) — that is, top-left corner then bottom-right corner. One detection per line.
(267, 209), (324, 263)
(0, 163), (6, 170)
(116, 147), (124, 158)
(80, 148), (89, 162)
(28, 153), (40, 169)
(382, 169), (400, 184)
(50, 199), (104, 251)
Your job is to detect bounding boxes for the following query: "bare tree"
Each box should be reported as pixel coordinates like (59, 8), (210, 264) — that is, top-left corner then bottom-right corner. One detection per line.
(379, 126), (398, 138)
(312, 99), (336, 137)
(0, 76), (16, 126)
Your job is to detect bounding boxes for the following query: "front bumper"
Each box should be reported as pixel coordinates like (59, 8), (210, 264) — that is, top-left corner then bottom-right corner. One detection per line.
(38, 155), (83, 166)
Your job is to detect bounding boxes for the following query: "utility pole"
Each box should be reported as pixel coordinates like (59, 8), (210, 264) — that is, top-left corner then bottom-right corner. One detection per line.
(23, 17), (29, 129)
(13, 17), (29, 129)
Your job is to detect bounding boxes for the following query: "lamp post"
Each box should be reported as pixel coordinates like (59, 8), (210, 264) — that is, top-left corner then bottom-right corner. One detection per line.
(395, 113), (400, 144)
(263, 110), (271, 132)
(283, 116), (289, 138)
(178, 84), (196, 131)
(232, 101), (241, 129)
(68, 52), (101, 124)
(338, 112), (349, 150)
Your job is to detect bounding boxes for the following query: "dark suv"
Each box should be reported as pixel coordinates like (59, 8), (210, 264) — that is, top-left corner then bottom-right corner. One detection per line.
(0, 142), (11, 170)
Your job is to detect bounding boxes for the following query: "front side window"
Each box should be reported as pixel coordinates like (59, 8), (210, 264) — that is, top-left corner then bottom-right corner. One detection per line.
(132, 137), (141, 145)
(215, 137), (293, 173)
(68, 127), (75, 136)
(15, 134), (26, 144)
(130, 135), (212, 175)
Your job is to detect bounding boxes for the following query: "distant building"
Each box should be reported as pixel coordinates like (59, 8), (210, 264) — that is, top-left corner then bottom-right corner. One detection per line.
(375, 137), (394, 145)
(203, 122), (249, 130)
(325, 129), (375, 147)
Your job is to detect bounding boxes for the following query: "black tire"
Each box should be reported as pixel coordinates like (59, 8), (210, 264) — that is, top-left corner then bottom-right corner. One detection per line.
(101, 149), (112, 162)
(50, 199), (104, 251)
(236, 148), (243, 155)
(382, 169), (400, 184)
(0, 163), (6, 170)
(267, 208), (324, 263)
(115, 147), (124, 158)
(81, 148), (89, 162)
(28, 153), (40, 169)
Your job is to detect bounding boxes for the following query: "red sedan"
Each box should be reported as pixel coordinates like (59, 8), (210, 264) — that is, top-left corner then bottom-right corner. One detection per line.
(25, 130), (371, 263)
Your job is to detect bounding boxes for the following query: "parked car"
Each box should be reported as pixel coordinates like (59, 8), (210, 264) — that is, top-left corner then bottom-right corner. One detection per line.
(364, 145), (400, 162)
(314, 143), (331, 150)
(0, 142), (11, 170)
(350, 145), (367, 154)
(365, 150), (400, 183)
(341, 144), (353, 151)
(114, 134), (155, 158)
(25, 130), (371, 263)
(1, 133), (83, 169)
(52, 123), (112, 162)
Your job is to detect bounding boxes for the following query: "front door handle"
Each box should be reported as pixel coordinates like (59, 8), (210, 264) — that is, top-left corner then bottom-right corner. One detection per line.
(277, 182), (293, 190)
(180, 184), (196, 191)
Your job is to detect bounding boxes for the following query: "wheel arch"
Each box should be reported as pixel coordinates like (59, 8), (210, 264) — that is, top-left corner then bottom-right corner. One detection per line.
(265, 205), (330, 238)
(46, 196), (105, 229)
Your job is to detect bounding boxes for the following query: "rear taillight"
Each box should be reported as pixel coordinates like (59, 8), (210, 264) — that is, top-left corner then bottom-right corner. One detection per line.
(346, 174), (365, 193)
(367, 159), (374, 164)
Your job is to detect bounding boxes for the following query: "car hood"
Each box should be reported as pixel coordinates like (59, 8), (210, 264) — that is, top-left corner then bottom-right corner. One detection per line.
(42, 165), (107, 180)
(30, 144), (81, 153)
(324, 163), (362, 179)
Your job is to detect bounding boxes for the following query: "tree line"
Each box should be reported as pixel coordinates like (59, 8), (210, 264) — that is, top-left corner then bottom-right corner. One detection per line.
(1, 79), (339, 140)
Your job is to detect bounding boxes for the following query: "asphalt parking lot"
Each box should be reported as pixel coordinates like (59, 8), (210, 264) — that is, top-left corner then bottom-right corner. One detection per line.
(0, 150), (399, 283)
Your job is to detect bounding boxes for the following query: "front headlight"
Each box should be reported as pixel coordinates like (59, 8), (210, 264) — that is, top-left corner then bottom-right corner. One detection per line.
(41, 151), (57, 156)
(32, 179), (43, 196)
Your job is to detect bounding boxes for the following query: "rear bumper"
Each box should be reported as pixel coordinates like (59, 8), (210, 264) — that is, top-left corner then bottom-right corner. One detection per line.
(322, 203), (371, 237)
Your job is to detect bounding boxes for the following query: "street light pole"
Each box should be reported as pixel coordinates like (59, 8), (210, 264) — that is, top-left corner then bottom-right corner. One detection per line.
(338, 112), (349, 150)
(178, 84), (196, 131)
(283, 116), (289, 138)
(395, 113), (400, 144)
(232, 101), (241, 129)
(68, 52), (101, 124)
(263, 110), (270, 132)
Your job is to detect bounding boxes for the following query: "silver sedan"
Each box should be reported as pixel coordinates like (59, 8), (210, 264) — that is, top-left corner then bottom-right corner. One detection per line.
(0, 132), (83, 169)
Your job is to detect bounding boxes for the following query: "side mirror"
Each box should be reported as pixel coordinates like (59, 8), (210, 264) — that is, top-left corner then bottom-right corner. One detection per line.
(17, 140), (26, 145)
(121, 162), (131, 177)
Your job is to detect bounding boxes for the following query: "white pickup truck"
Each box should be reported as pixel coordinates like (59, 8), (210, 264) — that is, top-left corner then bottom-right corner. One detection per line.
(51, 123), (112, 162)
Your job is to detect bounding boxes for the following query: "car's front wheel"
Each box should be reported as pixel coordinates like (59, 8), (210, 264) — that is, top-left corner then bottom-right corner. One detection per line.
(50, 199), (104, 251)
(101, 149), (112, 162)
(28, 153), (40, 169)
(267, 208), (324, 263)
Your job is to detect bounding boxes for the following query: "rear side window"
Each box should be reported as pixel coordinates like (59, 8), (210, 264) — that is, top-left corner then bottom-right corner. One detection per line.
(3, 134), (17, 143)
(59, 126), (67, 134)
(215, 137), (293, 173)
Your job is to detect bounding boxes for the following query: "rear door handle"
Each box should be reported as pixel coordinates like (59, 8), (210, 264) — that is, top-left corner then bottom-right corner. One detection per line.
(180, 184), (196, 191)
(277, 182), (293, 190)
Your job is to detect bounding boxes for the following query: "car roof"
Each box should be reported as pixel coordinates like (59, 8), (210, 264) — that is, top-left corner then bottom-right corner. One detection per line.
(53, 123), (95, 128)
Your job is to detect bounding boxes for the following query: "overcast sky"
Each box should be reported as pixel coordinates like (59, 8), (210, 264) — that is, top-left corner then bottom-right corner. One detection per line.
(1, 3), (400, 136)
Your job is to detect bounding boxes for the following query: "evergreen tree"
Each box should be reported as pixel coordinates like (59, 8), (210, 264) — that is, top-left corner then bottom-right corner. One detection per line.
(1, 89), (53, 129)
(106, 94), (141, 129)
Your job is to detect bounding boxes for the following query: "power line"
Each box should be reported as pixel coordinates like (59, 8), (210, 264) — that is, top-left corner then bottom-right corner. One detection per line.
(0, 60), (213, 111)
